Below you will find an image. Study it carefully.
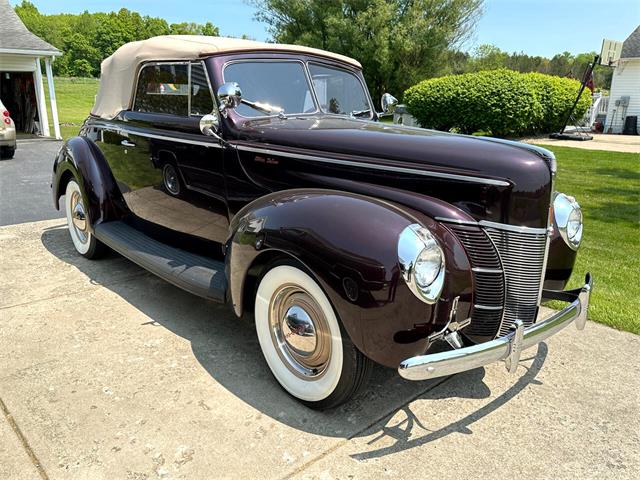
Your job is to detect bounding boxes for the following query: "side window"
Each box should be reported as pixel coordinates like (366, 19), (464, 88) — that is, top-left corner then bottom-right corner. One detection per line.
(190, 62), (214, 116)
(134, 63), (189, 115)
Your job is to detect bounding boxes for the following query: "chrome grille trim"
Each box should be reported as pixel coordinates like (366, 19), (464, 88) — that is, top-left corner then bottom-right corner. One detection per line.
(474, 304), (503, 310)
(472, 267), (503, 274)
(484, 227), (548, 337)
(479, 220), (548, 235)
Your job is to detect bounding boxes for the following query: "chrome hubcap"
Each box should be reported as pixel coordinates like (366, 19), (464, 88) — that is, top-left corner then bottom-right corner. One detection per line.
(269, 285), (331, 379)
(282, 305), (317, 355)
(70, 191), (88, 243)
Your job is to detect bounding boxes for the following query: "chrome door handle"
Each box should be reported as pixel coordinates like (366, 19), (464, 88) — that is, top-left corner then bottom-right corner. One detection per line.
(121, 139), (136, 147)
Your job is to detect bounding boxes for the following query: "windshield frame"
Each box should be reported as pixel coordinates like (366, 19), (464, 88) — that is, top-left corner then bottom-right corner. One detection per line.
(221, 57), (374, 121)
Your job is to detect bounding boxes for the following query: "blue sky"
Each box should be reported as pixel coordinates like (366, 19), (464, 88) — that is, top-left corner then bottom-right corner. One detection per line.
(10, 0), (640, 57)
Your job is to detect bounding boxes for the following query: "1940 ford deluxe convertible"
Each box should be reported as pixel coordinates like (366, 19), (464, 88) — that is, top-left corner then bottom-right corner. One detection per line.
(52, 36), (592, 409)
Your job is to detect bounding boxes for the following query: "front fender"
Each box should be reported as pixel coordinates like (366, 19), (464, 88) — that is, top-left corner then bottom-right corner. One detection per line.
(52, 136), (128, 229)
(544, 227), (578, 290)
(227, 189), (473, 368)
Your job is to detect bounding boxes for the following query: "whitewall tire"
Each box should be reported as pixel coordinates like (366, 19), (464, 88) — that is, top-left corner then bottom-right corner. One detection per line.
(255, 264), (371, 409)
(64, 179), (106, 259)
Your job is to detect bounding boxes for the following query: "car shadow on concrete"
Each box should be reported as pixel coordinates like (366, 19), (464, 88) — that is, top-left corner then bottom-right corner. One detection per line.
(41, 224), (547, 448)
(350, 345), (547, 459)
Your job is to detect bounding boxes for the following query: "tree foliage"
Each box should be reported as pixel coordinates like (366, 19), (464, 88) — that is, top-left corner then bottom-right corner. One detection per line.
(14, 1), (220, 77)
(14, 0), (610, 99)
(254, 0), (484, 100)
(440, 45), (612, 91)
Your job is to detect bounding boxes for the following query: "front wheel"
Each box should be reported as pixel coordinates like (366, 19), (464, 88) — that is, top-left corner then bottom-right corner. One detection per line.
(255, 264), (371, 409)
(64, 179), (106, 259)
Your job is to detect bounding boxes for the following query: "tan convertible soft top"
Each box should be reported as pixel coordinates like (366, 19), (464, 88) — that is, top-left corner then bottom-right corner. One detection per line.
(91, 35), (361, 119)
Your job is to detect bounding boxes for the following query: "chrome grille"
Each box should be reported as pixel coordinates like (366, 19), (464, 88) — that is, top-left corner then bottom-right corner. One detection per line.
(450, 222), (548, 339)
(449, 225), (505, 339)
(484, 227), (548, 336)
(449, 227), (503, 269)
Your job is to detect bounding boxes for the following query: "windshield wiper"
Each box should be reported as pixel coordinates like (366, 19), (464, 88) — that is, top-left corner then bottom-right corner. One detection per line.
(242, 99), (286, 118)
(350, 109), (371, 118)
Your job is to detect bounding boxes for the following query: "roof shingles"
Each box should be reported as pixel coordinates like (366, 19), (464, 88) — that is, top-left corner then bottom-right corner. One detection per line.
(621, 25), (640, 59)
(0, 0), (60, 54)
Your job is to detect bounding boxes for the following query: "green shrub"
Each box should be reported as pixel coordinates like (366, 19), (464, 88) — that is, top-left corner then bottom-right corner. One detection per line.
(525, 72), (592, 132)
(404, 69), (592, 137)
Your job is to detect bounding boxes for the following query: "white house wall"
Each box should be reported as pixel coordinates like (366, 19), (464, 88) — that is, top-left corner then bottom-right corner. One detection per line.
(605, 59), (640, 134)
(0, 53), (37, 72)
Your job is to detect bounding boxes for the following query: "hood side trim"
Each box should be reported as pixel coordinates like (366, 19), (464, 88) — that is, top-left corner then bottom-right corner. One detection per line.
(235, 144), (511, 187)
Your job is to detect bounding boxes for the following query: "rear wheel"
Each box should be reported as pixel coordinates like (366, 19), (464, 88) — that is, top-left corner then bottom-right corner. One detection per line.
(64, 179), (106, 259)
(1, 146), (15, 159)
(162, 163), (183, 197)
(255, 264), (371, 409)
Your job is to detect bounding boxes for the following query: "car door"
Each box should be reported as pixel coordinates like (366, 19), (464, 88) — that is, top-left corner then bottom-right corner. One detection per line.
(93, 61), (229, 249)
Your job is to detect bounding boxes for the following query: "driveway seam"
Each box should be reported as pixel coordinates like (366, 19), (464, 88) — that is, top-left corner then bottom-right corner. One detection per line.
(0, 395), (50, 480)
(281, 375), (452, 480)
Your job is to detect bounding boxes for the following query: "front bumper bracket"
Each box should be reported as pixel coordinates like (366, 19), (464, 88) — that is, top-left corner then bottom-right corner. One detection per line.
(398, 273), (593, 381)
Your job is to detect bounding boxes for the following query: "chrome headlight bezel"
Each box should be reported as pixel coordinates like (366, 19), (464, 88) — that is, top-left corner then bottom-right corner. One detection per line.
(553, 192), (583, 251)
(397, 223), (445, 304)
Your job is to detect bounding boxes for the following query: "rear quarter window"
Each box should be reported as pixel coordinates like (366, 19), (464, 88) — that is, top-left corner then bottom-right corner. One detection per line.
(134, 63), (189, 115)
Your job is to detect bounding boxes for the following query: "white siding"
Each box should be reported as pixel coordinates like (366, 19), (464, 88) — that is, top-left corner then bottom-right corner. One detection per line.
(0, 53), (37, 72)
(605, 59), (640, 134)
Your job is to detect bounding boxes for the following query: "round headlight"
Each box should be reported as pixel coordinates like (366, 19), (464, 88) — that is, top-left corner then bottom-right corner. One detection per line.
(415, 247), (442, 287)
(553, 192), (583, 250)
(398, 224), (445, 304)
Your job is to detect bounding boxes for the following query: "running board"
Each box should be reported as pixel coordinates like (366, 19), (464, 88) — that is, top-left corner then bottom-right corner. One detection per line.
(94, 221), (227, 303)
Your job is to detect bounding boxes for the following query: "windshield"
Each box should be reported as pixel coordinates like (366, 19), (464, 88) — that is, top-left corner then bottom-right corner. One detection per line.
(222, 60), (372, 118)
(308, 63), (371, 118)
(223, 61), (315, 117)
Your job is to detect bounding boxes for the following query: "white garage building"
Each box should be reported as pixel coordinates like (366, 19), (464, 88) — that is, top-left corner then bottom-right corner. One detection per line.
(605, 25), (640, 134)
(0, 0), (61, 139)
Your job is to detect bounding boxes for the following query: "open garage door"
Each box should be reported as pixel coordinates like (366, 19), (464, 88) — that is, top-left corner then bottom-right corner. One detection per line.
(0, 71), (39, 134)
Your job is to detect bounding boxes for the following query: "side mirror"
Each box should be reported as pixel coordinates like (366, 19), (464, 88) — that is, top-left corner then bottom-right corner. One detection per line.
(381, 93), (398, 116)
(217, 82), (242, 114)
(199, 114), (219, 136)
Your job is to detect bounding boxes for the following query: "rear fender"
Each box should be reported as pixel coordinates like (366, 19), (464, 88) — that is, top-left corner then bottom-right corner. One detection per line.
(52, 136), (128, 229)
(226, 188), (473, 368)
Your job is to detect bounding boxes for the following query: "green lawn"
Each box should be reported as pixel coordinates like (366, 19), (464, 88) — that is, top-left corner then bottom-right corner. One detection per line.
(43, 76), (98, 138)
(43, 77), (638, 334)
(541, 146), (639, 335)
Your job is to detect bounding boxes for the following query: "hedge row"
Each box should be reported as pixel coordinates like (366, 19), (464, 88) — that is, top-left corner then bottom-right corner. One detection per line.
(403, 69), (592, 137)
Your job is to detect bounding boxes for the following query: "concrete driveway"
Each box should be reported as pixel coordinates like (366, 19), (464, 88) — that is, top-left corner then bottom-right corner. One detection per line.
(523, 133), (640, 153)
(0, 219), (639, 480)
(0, 139), (64, 226)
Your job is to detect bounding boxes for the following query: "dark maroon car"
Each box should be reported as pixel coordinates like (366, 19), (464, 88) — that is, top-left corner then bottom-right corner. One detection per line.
(51, 36), (592, 409)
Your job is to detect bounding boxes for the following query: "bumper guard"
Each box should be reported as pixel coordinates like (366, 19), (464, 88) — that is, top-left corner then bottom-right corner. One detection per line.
(398, 273), (593, 381)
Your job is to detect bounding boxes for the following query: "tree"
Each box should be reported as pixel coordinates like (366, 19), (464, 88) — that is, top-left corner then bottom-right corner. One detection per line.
(443, 44), (612, 91)
(170, 22), (220, 36)
(64, 33), (101, 76)
(254, 0), (484, 100)
(469, 44), (508, 70)
(13, 1), (223, 78)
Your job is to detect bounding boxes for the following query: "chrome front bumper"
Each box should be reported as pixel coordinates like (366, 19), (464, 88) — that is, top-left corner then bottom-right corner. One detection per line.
(398, 273), (593, 381)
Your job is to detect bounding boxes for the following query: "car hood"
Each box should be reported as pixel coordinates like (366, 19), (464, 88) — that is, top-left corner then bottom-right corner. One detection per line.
(229, 115), (555, 227)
